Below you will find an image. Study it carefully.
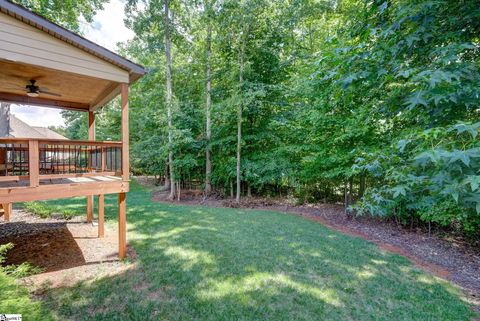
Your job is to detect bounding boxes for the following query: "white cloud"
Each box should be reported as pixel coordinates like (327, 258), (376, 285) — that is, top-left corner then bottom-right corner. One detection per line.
(11, 0), (134, 128)
(11, 105), (65, 127)
(81, 0), (134, 52)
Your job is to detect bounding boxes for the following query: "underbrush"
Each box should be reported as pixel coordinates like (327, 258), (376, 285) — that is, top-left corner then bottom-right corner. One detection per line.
(23, 201), (79, 220)
(0, 243), (43, 278)
(354, 122), (480, 240)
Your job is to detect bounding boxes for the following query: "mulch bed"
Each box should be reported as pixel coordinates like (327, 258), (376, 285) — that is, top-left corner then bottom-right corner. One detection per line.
(150, 183), (480, 310)
(0, 210), (136, 291)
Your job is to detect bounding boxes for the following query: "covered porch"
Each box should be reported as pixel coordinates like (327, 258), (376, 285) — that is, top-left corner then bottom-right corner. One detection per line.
(0, 1), (146, 258)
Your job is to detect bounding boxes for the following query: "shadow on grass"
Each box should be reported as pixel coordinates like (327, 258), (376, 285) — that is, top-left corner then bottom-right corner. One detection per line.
(37, 184), (474, 321)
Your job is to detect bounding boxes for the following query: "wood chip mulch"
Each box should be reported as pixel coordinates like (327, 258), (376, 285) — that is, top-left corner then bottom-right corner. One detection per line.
(0, 210), (136, 292)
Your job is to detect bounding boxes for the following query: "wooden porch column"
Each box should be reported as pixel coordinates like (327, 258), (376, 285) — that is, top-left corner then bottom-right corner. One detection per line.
(87, 111), (95, 223)
(86, 111), (95, 223)
(121, 83), (129, 181)
(98, 194), (104, 238)
(88, 111), (96, 141)
(118, 83), (129, 259)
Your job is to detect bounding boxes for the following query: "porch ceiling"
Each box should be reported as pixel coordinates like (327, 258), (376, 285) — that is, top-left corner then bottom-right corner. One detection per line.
(0, 59), (118, 111)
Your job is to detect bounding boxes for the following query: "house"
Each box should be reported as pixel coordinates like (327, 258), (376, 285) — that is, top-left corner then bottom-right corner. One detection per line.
(0, 104), (68, 139)
(0, 103), (72, 176)
(0, 0), (147, 259)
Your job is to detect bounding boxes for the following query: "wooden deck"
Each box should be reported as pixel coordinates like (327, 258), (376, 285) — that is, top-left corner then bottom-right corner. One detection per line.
(0, 175), (121, 188)
(0, 138), (128, 203)
(0, 114), (130, 260)
(0, 176), (128, 203)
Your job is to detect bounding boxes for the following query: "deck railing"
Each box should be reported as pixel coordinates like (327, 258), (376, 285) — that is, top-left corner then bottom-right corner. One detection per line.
(0, 137), (122, 186)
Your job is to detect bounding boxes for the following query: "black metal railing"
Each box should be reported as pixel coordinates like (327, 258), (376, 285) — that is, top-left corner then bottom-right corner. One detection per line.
(0, 138), (122, 185)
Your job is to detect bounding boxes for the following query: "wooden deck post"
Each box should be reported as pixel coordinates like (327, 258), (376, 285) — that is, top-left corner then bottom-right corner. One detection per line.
(28, 140), (39, 187)
(118, 192), (126, 259)
(86, 111), (95, 223)
(2, 203), (12, 222)
(118, 83), (128, 259)
(98, 194), (104, 238)
(87, 197), (93, 223)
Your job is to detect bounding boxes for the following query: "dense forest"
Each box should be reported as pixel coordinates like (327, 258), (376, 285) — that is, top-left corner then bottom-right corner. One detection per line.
(41, 0), (479, 237)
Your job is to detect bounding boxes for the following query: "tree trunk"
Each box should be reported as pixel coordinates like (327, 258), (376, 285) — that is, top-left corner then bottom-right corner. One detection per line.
(236, 34), (246, 204)
(164, 160), (170, 189)
(230, 178), (234, 198)
(177, 180), (181, 201)
(323, 184), (327, 203)
(348, 177), (353, 203)
(359, 174), (366, 198)
(164, 0), (175, 200)
(205, 22), (212, 196)
(247, 184), (252, 198)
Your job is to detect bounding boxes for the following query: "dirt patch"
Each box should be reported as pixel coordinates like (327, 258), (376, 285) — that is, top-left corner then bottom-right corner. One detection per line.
(0, 210), (136, 291)
(149, 182), (480, 310)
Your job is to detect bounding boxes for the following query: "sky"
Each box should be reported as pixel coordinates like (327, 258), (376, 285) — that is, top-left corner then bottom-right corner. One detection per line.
(11, 0), (134, 127)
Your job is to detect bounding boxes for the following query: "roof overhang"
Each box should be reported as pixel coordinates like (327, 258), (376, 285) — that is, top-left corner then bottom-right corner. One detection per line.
(0, 0), (146, 111)
(0, 0), (146, 81)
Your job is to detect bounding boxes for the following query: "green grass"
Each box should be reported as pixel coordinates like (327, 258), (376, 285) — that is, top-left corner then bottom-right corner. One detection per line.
(0, 270), (51, 319)
(2, 181), (476, 320)
(0, 244), (50, 318)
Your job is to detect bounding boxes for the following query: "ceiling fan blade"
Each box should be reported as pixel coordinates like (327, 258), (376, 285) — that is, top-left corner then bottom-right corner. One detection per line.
(38, 89), (62, 97)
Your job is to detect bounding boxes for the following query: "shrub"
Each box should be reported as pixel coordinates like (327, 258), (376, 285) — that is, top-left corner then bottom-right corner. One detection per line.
(61, 209), (77, 220)
(354, 122), (480, 237)
(0, 243), (43, 278)
(23, 202), (54, 218)
(23, 202), (80, 220)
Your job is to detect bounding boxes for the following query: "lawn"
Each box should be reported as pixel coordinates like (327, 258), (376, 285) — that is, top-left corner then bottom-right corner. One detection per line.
(1, 181), (475, 321)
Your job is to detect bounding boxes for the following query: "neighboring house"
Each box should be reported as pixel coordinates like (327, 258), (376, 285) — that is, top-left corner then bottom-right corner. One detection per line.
(0, 103), (68, 176)
(0, 103), (67, 139)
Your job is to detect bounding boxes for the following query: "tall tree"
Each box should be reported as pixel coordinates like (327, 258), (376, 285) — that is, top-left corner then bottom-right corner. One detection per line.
(236, 28), (246, 203)
(164, 0), (176, 199)
(12, 0), (107, 32)
(204, 4), (213, 195)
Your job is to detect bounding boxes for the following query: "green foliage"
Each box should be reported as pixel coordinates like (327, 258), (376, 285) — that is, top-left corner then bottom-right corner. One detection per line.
(354, 122), (480, 235)
(12, 0), (108, 32)
(0, 244), (50, 319)
(0, 243), (43, 278)
(61, 209), (77, 220)
(58, 0), (479, 235)
(23, 201), (81, 220)
(0, 243), (13, 265)
(24, 201), (54, 218)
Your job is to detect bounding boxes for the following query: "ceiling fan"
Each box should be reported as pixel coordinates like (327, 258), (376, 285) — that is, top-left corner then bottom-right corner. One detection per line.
(25, 79), (61, 97)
